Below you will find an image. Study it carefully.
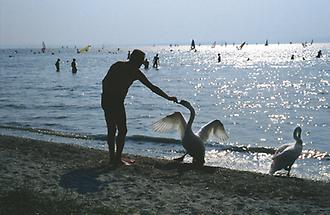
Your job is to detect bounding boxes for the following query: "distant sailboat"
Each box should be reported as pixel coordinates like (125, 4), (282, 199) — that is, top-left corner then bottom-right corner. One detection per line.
(236, 41), (246, 50)
(41, 41), (46, 53)
(190, 39), (195, 50)
(78, 45), (91, 53)
(211, 41), (216, 48)
(265, 39), (269, 46)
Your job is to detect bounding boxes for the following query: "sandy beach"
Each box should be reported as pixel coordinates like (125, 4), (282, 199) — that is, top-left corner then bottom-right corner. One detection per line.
(0, 135), (329, 214)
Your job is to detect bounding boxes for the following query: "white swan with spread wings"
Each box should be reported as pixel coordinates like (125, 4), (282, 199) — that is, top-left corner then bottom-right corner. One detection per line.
(152, 100), (229, 166)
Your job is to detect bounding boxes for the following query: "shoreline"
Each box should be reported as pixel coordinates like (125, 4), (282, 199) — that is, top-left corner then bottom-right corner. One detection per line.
(0, 135), (329, 214)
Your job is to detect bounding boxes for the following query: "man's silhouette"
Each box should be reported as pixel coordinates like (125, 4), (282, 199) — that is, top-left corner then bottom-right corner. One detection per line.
(55, 58), (60, 72)
(153, 54), (159, 68)
(71, 59), (77, 73)
(102, 49), (178, 165)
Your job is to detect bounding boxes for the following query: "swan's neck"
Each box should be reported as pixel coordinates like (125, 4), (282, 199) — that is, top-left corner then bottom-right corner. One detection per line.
(186, 105), (195, 129)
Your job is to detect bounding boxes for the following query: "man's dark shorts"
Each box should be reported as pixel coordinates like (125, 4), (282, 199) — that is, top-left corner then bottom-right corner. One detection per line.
(102, 94), (127, 130)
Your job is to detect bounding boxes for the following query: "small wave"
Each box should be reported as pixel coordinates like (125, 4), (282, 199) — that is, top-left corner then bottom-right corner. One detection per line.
(209, 144), (276, 154)
(51, 86), (72, 91)
(0, 125), (91, 140)
(0, 125), (178, 143)
(300, 149), (330, 160)
(0, 104), (27, 109)
(30, 115), (68, 120)
(1, 124), (329, 160)
(127, 135), (180, 144)
(208, 144), (330, 160)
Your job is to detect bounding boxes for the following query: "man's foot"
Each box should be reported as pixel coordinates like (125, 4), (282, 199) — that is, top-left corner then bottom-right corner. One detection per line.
(122, 157), (135, 164)
(115, 157), (135, 166)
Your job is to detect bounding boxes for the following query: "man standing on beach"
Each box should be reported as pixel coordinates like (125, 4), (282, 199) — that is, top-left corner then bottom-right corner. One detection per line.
(102, 49), (178, 165)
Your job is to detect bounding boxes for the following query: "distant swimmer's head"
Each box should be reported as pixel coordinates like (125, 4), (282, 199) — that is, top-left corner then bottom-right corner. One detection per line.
(129, 49), (145, 67)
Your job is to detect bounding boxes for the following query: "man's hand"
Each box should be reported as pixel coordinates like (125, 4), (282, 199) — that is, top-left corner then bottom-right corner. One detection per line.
(168, 96), (178, 103)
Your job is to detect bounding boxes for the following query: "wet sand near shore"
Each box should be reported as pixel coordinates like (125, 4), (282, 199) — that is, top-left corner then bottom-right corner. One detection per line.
(0, 135), (329, 214)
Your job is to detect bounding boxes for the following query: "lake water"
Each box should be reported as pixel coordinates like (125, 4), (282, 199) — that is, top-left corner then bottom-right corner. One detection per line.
(0, 43), (329, 181)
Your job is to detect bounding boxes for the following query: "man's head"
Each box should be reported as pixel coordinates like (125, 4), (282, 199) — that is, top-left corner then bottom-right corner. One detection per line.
(129, 49), (145, 67)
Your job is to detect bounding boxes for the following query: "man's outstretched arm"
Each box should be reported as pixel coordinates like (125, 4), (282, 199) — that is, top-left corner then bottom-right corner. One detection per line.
(139, 72), (178, 103)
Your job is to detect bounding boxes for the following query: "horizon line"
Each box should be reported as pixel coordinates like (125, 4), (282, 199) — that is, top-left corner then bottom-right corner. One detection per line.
(1, 40), (330, 49)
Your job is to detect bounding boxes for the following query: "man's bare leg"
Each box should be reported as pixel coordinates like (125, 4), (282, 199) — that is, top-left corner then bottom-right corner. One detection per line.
(115, 128), (126, 164)
(114, 128), (136, 165)
(105, 111), (116, 164)
(107, 128), (116, 164)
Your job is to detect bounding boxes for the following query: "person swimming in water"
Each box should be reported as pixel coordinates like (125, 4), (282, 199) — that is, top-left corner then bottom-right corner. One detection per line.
(55, 58), (60, 72)
(153, 54), (159, 68)
(316, 50), (322, 58)
(143, 58), (149, 69)
(127, 51), (131, 60)
(71, 59), (77, 73)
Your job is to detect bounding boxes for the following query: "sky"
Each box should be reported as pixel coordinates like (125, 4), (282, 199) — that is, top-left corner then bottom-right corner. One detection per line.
(1, 0), (330, 47)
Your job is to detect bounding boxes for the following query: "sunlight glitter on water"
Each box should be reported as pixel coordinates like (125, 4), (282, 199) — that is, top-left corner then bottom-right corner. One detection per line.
(1, 43), (329, 181)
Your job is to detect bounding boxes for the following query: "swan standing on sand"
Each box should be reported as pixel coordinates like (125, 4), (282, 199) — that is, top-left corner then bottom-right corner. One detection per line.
(152, 100), (229, 166)
(269, 127), (303, 176)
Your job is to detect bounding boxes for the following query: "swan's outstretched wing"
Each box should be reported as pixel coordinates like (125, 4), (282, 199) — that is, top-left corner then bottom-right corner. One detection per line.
(152, 112), (187, 139)
(197, 120), (229, 143)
